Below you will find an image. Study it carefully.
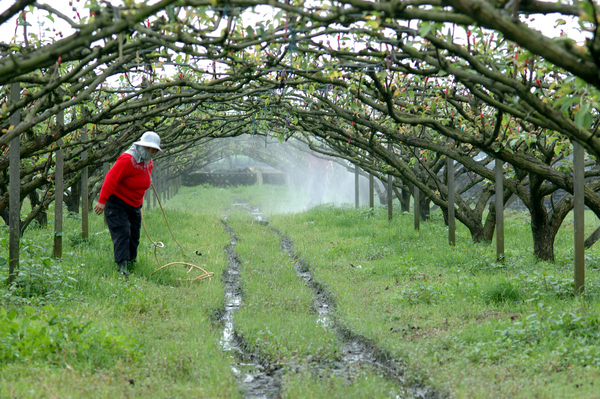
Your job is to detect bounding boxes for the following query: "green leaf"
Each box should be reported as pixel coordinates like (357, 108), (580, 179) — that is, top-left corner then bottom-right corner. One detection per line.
(419, 22), (432, 37)
(556, 96), (580, 112)
(366, 20), (380, 30)
(575, 103), (592, 129)
(517, 51), (533, 62)
(7, 310), (17, 320)
(580, 1), (595, 21)
(166, 4), (176, 21)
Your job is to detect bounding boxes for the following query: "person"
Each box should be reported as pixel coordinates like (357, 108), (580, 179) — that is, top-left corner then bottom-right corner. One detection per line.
(94, 131), (163, 276)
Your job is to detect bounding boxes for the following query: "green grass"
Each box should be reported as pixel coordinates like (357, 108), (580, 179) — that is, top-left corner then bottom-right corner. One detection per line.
(226, 207), (411, 397)
(226, 210), (340, 362)
(2, 183), (600, 398)
(0, 185), (240, 398)
(261, 198), (600, 399)
(282, 367), (404, 398)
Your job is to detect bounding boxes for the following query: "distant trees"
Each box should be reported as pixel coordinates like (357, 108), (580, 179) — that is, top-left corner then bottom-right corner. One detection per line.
(0, 0), (597, 261)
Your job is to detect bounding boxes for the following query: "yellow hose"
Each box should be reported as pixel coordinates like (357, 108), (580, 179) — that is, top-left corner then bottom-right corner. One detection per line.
(142, 183), (214, 281)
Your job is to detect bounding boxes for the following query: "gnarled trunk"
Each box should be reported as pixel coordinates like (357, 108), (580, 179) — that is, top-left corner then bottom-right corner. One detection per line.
(529, 173), (555, 262)
(28, 189), (47, 227)
(467, 221), (486, 243)
(419, 196), (431, 221)
(65, 174), (81, 214)
(530, 214), (555, 261)
(482, 204), (496, 243)
(401, 187), (411, 213)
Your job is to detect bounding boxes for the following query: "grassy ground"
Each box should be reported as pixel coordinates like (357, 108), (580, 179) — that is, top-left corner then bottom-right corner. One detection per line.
(0, 186), (239, 398)
(226, 209), (402, 397)
(1, 183), (599, 398)
(261, 188), (600, 399)
(226, 209), (340, 361)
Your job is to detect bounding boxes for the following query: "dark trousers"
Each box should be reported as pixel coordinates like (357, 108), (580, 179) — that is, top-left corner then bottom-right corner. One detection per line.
(105, 195), (142, 264)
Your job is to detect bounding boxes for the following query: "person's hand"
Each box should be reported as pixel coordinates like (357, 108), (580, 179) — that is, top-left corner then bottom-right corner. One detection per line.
(94, 202), (105, 215)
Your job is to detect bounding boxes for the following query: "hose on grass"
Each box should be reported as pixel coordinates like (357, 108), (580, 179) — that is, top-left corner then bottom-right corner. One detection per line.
(141, 183), (214, 282)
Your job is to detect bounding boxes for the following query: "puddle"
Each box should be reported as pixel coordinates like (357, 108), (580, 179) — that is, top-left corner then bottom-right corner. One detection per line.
(279, 236), (333, 328)
(220, 233), (241, 353)
(276, 231), (443, 399)
(232, 203), (268, 225)
(228, 205), (443, 399)
(221, 220), (282, 399)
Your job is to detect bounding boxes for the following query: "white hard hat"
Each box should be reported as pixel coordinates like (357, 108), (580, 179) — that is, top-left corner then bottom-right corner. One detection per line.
(133, 131), (163, 153)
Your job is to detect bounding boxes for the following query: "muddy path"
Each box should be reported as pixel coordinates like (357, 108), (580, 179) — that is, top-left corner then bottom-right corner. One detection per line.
(220, 204), (444, 398)
(220, 218), (283, 399)
(276, 232), (442, 399)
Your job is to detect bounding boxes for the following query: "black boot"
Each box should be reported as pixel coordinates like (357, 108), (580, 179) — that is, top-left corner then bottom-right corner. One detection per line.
(117, 261), (130, 277)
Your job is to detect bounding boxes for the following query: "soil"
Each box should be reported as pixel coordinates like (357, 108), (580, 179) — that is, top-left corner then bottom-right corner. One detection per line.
(221, 218), (283, 398)
(276, 230), (444, 399)
(220, 204), (445, 398)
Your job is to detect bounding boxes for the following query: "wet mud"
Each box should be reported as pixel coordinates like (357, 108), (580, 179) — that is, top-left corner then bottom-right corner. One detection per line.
(220, 218), (283, 399)
(276, 232), (443, 399)
(222, 204), (444, 398)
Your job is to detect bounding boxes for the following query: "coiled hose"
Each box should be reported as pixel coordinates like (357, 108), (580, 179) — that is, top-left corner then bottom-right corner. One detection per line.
(141, 183), (214, 282)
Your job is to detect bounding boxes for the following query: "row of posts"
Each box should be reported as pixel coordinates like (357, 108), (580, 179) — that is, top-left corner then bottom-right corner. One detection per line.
(352, 142), (586, 295)
(56, 160), (181, 256)
(143, 165), (182, 210)
(7, 82), (181, 282)
(3, 81), (586, 294)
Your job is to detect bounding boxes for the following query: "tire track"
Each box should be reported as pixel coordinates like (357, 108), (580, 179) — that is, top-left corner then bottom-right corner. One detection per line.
(272, 230), (444, 399)
(229, 203), (444, 398)
(220, 218), (283, 399)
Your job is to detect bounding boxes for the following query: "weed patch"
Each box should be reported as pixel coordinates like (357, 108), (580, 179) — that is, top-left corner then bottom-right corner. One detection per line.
(397, 281), (445, 305)
(483, 281), (523, 304)
(447, 305), (600, 371)
(0, 305), (136, 368)
(0, 239), (78, 307)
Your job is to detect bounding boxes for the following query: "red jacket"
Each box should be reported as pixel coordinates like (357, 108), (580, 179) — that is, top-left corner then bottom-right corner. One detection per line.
(98, 153), (153, 207)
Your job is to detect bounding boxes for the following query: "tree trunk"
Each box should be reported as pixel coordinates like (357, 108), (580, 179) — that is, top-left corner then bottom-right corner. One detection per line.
(482, 203), (496, 242)
(467, 221), (485, 243)
(529, 173), (555, 262)
(401, 187), (411, 213)
(392, 185), (412, 213)
(531, 218), (555, 261)
(419, 196), (431, 221)
(65, 175), (81, 214)
(374, 178), (388, 205)
(27, 189), (47, 227)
